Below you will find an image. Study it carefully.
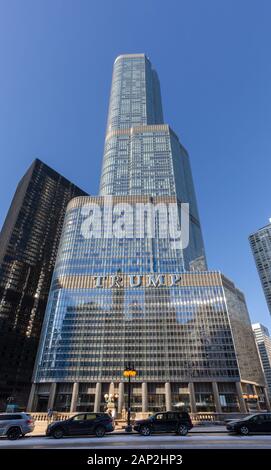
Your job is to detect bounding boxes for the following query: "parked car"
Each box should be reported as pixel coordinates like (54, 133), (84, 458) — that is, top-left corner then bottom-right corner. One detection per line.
(226, 413), (271, 435)
(134, 411), (193, 436)
(0, 412), (35, 440)
(46, 412), (114, 438)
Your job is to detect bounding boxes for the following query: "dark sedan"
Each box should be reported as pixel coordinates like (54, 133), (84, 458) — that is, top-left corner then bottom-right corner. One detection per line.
(46, 412), (114, 438)
(134, 411), (193, 436)
(226, 413), (271, 435)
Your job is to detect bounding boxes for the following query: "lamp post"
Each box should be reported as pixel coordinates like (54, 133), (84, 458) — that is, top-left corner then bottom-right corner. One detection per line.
(6, 396), (15, 413)
(104, 393), (118, 417)
(123, 365), (137, 432)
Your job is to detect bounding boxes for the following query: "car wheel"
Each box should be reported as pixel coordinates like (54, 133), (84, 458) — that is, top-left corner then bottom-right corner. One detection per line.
(140, 425), (151, 436)
(239, 426), (249, 436)
(176, 425), (188, 436)
(7, 427), (21, 440)
(52, 427), (65, 439)
(95, 425), (106, 438)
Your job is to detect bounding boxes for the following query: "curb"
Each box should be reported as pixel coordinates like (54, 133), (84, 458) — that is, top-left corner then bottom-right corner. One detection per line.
(29, 430), (227, 438)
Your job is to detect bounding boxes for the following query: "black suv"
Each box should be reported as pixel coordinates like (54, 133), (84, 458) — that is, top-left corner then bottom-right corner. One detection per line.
(134, 411), (193, 436)
(226, 413), (271, 435)
(46, 413), (114, 438)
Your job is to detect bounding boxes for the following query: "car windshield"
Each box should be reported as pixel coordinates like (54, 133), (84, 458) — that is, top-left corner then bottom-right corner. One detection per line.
(241, 414), (257, 421)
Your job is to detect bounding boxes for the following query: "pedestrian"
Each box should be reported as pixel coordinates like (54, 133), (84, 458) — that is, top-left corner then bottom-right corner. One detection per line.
(47, 408), (53, 423)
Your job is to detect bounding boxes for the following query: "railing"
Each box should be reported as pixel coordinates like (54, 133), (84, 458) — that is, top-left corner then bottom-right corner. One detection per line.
(30, 412), (75, 422)
(190, 412), (250, 424)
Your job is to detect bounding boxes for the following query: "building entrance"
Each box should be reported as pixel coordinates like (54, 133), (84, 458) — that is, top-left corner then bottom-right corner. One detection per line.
(36, 395), (49, 412)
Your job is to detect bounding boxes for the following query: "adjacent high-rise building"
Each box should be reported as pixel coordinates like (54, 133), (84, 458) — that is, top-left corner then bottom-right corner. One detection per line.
(28, 55), (269, 414)
(0, 159), (87, 409)
(252, 323), (271, 398)
(249, 220), (271, 315)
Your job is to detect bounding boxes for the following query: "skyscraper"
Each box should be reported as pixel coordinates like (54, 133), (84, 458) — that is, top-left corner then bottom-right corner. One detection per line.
(252, 323), (271, 398)
(0, 159), (87, 409)
(29, 55), (269, 414)
(100, 54), (206, 272)
(249, 220), (271, 315)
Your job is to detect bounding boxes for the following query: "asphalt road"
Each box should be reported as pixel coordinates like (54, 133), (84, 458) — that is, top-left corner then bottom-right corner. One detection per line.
(1, 433), (271, 449)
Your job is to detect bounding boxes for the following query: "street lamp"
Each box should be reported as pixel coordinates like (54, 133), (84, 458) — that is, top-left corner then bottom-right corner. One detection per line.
(123, 365), (137, 432)
(104, 393), (119, 417)
(7, 396), (14, 403)
(6, 396), (15, 412)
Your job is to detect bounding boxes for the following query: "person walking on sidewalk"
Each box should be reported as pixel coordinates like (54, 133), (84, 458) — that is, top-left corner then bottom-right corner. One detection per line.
(47, 408), (54, 423)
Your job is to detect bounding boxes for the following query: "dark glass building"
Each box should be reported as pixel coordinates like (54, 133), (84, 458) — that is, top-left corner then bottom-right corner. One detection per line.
(29, 55), (269, 415)
(0, 159), (87, 409)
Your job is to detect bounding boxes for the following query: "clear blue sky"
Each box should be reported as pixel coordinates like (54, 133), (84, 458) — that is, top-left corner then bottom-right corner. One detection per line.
(0, 0), (271, 329)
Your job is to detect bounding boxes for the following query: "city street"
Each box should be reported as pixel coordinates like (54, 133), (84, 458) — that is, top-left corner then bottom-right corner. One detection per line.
(1, 433), (271, 449)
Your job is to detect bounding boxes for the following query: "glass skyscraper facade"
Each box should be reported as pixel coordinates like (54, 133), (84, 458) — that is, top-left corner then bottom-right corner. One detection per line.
(29, 55), (269, 414)
(0, 159), (87, 409)
(252, 323), (271, 399)
(249, 220), (271, 315)
(100, 54), (205, 271)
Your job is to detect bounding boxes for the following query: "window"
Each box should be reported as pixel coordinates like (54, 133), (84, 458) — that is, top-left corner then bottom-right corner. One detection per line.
(72, 414), (85, 421)
(85, 413), (97, 421)
(0, 414), (22, 420)
(155, 413), (167, 421)
(251, 415), (264, 423)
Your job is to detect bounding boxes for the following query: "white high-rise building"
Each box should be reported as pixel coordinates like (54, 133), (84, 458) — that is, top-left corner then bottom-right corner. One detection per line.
(252, 323), (271, 398)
